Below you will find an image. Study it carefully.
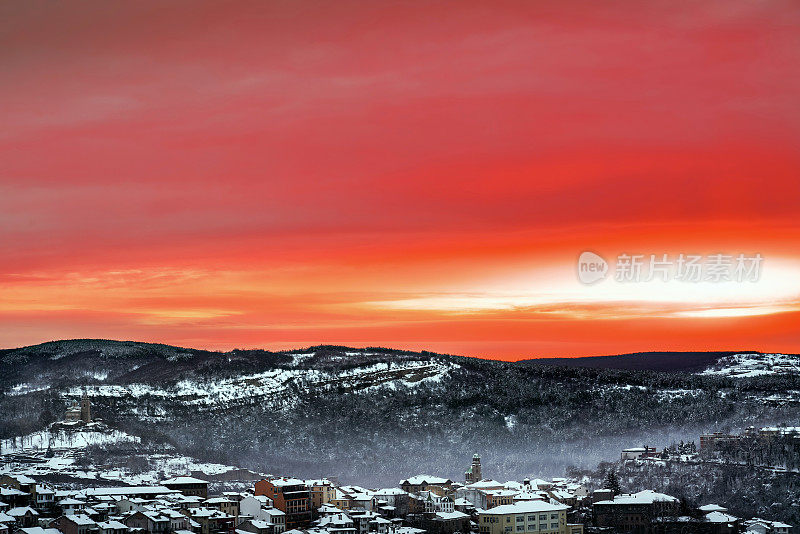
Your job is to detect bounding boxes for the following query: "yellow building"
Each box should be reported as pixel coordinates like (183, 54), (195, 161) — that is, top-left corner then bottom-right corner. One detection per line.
(478, 501), (576, 534)
(330, 489), (353, 511)
(485, 490), (516, 508)
(306, 479), (336, 509)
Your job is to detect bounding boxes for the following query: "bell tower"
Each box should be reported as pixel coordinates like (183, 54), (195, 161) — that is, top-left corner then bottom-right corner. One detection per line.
(80, 389), (92, 423)
(465, 453), (482, 483)
(471, 453), (482, 481)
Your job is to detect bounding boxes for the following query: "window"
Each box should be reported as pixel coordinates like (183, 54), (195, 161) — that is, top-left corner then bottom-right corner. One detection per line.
(517, 527), (524, 532)
(539, 515), (546, 521)
(505, 528), (512, 533)
(550, 514), (558, 520)
(527, 525), (536, 531)
(516, 517), (524, 522)
(528, 516), (536, 522)
(551, 524), (558, 529)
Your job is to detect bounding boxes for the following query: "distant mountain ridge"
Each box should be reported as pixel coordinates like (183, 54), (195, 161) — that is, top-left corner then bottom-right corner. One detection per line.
(0, 338), (773, 374)
(522, 351), (750, 372)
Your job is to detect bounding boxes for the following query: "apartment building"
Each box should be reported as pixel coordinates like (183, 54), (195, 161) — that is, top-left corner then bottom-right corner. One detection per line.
(305, 480), (336, 509)
(478, 501), (572, 534)
(254, 479), (312, 529)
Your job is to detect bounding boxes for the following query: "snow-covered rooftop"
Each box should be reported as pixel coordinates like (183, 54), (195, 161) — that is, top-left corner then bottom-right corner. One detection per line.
(20, 528), (62, 534)
(464, 479), (504, 489)
(162, 476), (209, 485)
(595, 490), (679, 506)
(65, 514), (96, 526)
(435, 511), (469, 520)
(78, 486), (176, 497)
(480, 501), (568, 515)
(269, 478), (305, 487)
(401, 475), (451, 485)
(706, 512), (738, 524)
(699, 504), (728, 513)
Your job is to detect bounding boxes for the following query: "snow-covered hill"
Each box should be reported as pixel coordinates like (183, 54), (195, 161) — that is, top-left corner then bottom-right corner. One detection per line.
(699, 353), (800, 378)
(2, 340), (800, 486)
(0, 427), (260, 490)
(0, 426), (139, 453)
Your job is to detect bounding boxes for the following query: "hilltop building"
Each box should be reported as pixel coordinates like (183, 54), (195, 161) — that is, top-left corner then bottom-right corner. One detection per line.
(64, 391), (92, 424)
(620, 447), (659, 461)
(593, 490), (680, 532)
(700, 432), (739, 450)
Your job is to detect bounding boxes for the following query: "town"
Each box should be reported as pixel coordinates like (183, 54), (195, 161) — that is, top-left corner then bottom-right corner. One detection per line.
(2, 0), (798, 531)
(0, 448), (793, 534)
(3, 391), (797, 534)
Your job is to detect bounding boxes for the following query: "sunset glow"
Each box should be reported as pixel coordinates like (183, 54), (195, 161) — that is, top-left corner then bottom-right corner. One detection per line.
(2, 1), (800, 359)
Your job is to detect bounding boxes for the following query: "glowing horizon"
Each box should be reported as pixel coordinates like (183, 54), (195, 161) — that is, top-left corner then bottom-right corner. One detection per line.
(2, 1), (800, 360)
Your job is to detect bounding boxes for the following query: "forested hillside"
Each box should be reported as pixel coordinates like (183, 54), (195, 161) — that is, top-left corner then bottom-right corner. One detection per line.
(572, 454), (800, 526)
(1, 340), (799, 485)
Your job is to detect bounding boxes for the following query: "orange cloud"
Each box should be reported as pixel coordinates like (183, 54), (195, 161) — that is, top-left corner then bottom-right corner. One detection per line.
(1, 1), (800, 358)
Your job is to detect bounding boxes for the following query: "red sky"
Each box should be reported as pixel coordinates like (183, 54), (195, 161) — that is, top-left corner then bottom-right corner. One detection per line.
(2, 1), (800, 360)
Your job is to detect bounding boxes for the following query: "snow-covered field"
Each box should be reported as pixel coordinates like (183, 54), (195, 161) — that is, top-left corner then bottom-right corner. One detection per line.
(700, 353), (800, 378)
(0, 427), (139, 453)
(0, 428), (259, 488)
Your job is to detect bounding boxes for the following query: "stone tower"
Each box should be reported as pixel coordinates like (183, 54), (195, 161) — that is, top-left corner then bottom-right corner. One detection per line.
(465, 453), (482, 483)
(80, 390), (92, 423)
(471, 453), (482, 480)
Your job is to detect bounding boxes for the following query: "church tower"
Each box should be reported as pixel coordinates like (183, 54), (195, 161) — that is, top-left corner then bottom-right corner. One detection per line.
(471, 453), (482, 481)
(465, 453), (482, 483)
(80, 390), (92, 423)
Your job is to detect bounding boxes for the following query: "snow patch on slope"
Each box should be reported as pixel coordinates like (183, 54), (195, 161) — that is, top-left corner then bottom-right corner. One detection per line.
(64, 358), (456, 410)
(0, 429), (254, 488)
(7, 383), (50, 396)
